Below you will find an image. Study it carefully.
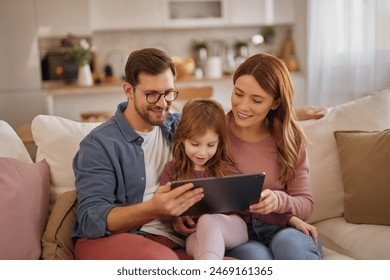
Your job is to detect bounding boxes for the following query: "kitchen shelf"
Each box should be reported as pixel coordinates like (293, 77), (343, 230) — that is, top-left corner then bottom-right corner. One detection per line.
(168, 0), (223, 20)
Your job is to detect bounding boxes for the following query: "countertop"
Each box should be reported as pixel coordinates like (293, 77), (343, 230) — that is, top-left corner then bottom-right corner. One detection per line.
(42, 74), (233, 94)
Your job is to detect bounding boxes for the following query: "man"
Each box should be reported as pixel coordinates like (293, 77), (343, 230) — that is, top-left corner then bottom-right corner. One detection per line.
(72, 48), (204, 259)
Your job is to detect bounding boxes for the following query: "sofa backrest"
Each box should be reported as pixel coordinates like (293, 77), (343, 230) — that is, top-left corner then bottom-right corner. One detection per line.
(301, 88), (390, 223)
(0, 120), (33, 163)
(30, 88), (390, 221)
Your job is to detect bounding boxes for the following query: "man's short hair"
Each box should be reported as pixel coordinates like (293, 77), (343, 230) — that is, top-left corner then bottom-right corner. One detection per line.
(124, 48), (176, 86)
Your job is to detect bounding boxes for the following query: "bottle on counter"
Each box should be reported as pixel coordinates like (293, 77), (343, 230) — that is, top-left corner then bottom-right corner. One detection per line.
(280, 28), (299, 72)
(193, 39), (208, 76)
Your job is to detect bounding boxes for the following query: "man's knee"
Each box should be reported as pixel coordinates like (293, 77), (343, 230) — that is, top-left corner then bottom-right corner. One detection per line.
(75, 233), (179, 260)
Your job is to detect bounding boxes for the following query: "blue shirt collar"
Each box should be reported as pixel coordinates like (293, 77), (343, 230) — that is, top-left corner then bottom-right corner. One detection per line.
(114, 101), (180, 144)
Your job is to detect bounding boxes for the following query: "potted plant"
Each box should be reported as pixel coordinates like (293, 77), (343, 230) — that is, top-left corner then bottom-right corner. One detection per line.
(234, 40), (249, 58)
(63, 35), (95, 86)
(261, 26), (276, 44)
(193, 40), (208, 73)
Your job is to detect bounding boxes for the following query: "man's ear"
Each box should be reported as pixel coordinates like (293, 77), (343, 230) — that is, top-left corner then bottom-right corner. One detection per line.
(271, 98), (280, 110)
(123, 82), (134, 100)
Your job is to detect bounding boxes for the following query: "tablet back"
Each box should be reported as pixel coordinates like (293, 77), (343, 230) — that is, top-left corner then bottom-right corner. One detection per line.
(171, 172), (265, 216)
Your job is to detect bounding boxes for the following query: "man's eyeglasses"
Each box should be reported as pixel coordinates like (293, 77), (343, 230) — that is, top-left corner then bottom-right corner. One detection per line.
(134, 87), (179, 104)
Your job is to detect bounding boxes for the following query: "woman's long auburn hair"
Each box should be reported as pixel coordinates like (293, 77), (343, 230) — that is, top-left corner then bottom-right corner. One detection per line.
(233, 53), (306, 183)
(172, 99), (238, 180)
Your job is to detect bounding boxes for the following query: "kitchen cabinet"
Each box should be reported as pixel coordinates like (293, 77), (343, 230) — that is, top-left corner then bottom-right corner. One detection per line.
(90, 0), (165, 31)
(0, 0), (48, 129)
(46, 85), (125, 120)
(164, 0), (229, 28)
(229, 0), (294, 26)
(228, 0), (267, 25)
(165, 0), (295, 28)
(0, 0), (41, 90)
(35, 0), (91, 37)
(90, 0), (295, 30)
(272, 0), (295, 25)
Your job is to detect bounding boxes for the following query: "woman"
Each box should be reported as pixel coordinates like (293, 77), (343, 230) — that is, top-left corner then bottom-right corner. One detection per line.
(223, 53), (322, 259)
(172, 53), (323, 259)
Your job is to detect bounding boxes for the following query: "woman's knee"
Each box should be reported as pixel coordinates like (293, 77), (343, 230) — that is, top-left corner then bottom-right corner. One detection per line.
(270, 228), (322, 260)
(226, 240), (273, 260)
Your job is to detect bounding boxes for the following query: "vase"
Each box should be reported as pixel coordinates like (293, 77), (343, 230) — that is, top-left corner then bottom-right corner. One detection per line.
(77, 64), (93, 86)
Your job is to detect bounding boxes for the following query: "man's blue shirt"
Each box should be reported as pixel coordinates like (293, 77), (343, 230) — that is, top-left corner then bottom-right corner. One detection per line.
(72, 102), (181, 239)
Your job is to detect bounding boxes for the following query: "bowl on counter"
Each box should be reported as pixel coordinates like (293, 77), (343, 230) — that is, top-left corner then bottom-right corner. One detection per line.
(172, 57), (195, 80)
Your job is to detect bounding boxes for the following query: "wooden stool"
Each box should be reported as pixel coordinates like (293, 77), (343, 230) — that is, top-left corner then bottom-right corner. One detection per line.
(171, 86), (213, 111)
(80, 111), (112, 122)
(16, 123), (34, 145)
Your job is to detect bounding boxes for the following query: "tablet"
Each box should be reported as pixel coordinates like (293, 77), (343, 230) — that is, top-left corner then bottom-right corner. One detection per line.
(171, 172), (265, 216)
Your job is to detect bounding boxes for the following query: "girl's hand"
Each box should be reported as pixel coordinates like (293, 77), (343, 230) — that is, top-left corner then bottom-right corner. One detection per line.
(172, 216), (197, 236)
(289, 216), (319, 248)
(249, 189), (278, 214)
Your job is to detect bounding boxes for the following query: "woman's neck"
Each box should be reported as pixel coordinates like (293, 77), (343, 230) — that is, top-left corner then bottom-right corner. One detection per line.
(230, 118), (271, 143)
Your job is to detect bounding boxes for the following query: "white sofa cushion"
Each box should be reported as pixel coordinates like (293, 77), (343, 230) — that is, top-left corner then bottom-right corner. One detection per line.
(31, 115), (101, 209)
(313, 217), (390, 260)
(321, 246), (353, 260)
(0, 120), (32, 163)
(301, 88), (390, 223)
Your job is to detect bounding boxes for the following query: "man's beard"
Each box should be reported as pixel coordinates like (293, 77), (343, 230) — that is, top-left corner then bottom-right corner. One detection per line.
(133, 99), (167, 126)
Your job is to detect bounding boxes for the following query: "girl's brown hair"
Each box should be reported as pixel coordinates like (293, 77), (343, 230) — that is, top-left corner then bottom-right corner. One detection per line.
(172, 99), (238, 180)
(233, 53), (306, 183)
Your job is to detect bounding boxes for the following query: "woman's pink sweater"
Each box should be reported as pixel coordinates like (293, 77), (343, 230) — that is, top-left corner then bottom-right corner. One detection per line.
(226, 117), (314, 225)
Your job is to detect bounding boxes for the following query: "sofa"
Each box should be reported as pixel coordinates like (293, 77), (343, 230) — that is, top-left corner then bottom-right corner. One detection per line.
(1, 88), (389, 260)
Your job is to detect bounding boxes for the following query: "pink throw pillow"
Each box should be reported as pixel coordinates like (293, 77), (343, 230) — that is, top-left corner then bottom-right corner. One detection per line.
(0, 158), (50, 259)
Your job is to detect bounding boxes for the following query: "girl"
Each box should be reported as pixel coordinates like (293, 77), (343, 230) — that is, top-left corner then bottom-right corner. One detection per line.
(160, 99), (248, 260)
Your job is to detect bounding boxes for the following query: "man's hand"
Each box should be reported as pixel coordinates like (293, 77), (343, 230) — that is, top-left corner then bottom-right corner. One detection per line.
(296, 106), (327, 121)
(151, 182), (204, 217)
(107, 183), (203, 233)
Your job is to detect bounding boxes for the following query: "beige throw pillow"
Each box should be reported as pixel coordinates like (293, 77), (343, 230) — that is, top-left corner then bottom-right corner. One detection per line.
(334, 129), (390, 225)
(41, 190), (77, 260)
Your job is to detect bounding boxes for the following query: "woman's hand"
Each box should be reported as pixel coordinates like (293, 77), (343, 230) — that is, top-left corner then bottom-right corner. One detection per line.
(289, 216), (319, 248)
(172, 216), (197, 236)
(249, 189), (278, 214)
